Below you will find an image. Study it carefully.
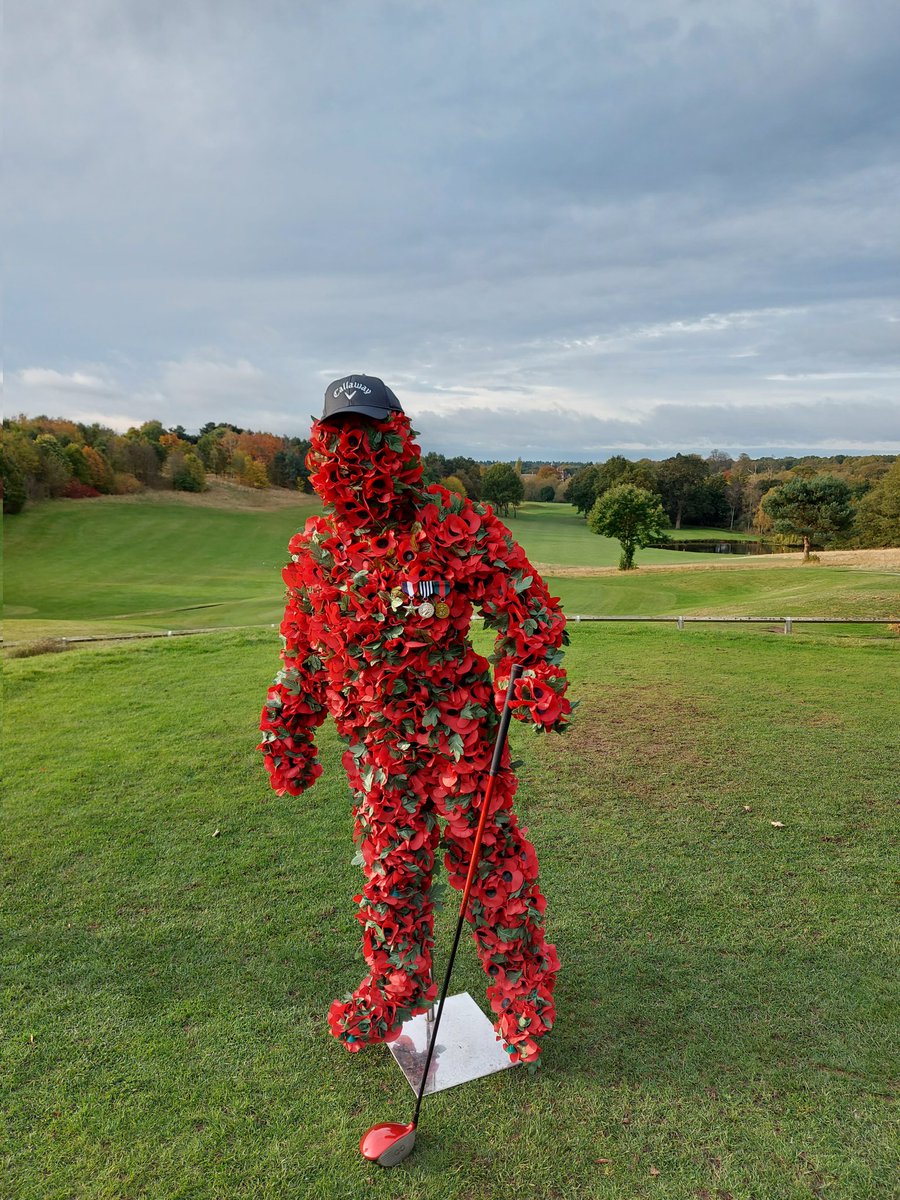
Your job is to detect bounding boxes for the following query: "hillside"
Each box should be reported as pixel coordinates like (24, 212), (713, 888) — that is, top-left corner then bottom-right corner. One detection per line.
(4, 498), (898, 644)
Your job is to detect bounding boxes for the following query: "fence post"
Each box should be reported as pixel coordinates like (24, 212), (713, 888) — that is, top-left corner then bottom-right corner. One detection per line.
(676, 616), (684, 631)
(784, 617), (793, 635)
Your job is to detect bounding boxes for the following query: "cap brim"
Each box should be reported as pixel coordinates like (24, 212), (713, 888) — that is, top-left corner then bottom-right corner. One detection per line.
(319, 406), (392, 424)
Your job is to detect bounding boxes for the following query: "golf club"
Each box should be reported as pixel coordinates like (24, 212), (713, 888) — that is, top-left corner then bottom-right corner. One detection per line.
(360, 662), (525, 1167)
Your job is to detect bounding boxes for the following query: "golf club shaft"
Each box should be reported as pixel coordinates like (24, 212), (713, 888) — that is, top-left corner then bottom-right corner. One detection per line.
(411, 663), (524, 1127)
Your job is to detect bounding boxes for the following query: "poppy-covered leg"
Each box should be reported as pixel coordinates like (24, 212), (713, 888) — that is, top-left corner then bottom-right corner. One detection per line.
(437, 764), (559, 1065)
(327, 786), (440, 1052)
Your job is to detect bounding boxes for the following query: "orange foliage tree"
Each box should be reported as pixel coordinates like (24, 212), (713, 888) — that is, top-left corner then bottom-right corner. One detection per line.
(236, 432), (283, 469)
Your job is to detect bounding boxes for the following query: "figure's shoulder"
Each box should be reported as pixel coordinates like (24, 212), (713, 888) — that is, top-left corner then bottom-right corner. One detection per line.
(418, 486), (481, 541)
(415, 486), (524, 566)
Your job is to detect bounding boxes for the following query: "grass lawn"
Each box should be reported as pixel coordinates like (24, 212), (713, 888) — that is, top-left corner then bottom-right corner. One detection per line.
(4, 624), (898, 1199)
(554, 567), (900, 623)
(4, 499), (897, 641)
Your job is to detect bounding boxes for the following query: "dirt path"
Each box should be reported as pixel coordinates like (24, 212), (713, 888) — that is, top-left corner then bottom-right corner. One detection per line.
(535, 548), (900, 577)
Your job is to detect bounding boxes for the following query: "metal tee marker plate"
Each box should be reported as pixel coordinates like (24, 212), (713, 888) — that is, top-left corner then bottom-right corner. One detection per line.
(387, 992), (518, 1096)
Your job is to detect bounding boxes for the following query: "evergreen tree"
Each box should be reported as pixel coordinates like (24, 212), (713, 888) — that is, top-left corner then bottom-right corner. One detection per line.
(761, 475), (854, 560)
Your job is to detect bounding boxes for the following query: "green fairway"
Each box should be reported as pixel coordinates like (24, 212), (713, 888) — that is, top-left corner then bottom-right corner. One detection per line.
(4, 624), (897, 1199)
(554, 566), (900, 621)
(4, 497), (897, 642)
(504, 502), (703, 567)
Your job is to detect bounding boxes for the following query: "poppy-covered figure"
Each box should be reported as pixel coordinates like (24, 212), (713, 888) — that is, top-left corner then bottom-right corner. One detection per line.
(258, 376), (571, 1064)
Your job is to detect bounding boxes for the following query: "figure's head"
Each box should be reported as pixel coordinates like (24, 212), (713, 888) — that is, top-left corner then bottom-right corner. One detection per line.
(320, 374), (404, 425)
(307, 376), (424, 525)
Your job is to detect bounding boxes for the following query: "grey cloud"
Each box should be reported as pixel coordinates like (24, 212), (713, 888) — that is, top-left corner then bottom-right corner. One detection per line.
(5, 1), (900, 454)
(412, 398), (900, 460)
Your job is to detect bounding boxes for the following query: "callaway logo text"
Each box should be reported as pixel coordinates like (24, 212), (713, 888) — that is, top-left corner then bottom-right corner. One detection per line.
(333, 379), (373, 401)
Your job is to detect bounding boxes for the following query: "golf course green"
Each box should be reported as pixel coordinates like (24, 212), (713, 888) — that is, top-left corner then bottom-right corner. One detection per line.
(3, 491), (898, 1198)
(4, 495), (897, 640)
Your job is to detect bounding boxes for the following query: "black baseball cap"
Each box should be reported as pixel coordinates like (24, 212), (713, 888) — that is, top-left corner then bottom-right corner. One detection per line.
(320, 374), (404, 423)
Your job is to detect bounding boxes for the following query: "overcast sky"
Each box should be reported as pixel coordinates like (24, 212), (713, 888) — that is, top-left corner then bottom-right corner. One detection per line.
(6, 0), (900, 460)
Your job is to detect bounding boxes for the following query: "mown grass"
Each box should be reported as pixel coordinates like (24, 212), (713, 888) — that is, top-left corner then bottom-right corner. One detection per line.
(4, 624), (898, 1199)
(555, 567), (900, 623)
(4, 499), (897, 642)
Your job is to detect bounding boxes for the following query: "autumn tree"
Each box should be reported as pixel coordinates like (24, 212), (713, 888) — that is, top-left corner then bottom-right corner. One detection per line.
(761, 475), (854, 560)
(425, 454), (483, 499)
(64, 442), (92, 484)
(439, 474), (467, 497)
(169, 451), (207, 492)
(240, 456), (270, 489)
(109, 436), (161, 486)
(852, 459), (900, 548)
(236, 431), (283, 470)
(159, 432), (190, 455)
(82, 445), (115, 492)
(588, 484), (670, 570)
(197, 426), (234, 474)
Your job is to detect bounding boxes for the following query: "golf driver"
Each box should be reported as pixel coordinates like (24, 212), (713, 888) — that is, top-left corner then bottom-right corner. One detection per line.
(360, 663), (524, 1167)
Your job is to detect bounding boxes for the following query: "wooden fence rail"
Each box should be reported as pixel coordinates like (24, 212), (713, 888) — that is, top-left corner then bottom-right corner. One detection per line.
(3, 615), (896, 649)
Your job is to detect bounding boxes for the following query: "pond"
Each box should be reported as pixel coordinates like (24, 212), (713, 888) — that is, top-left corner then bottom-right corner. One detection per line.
(648, 539), (804, 555)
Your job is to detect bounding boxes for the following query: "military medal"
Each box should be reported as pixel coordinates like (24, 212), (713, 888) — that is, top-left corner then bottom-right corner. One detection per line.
(401, 578), (451, 619)
(433, 580), (451, 618)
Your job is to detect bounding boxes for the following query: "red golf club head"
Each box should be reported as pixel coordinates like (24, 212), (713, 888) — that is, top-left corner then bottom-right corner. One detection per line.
(360, 1120), (417, 1167)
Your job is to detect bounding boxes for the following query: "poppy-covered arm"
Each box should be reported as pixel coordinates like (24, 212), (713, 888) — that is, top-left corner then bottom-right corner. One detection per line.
(257, 576), (330, 797)
(468, 505), (571, 733)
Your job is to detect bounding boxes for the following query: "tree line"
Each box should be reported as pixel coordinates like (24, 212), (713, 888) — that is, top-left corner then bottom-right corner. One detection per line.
(0, 416), (313, 513)
(567, 451), (899, 549)
(1, 416), (896, 549)
(0, 416), (531, 518)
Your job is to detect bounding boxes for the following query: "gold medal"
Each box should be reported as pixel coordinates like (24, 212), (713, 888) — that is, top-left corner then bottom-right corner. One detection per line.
(434, 600), (450, 619)
(417, 601), (435, 618)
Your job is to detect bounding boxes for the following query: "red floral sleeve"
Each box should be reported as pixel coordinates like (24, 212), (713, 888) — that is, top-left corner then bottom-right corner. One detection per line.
(257, 529), (330, 796)
(466, 503), (571, 733)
